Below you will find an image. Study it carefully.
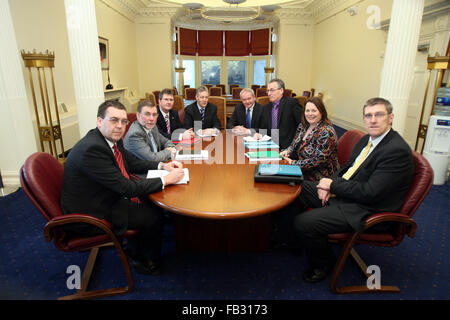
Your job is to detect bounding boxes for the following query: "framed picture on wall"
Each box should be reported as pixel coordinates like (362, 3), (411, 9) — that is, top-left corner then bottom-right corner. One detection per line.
(99, 37), (109, 70)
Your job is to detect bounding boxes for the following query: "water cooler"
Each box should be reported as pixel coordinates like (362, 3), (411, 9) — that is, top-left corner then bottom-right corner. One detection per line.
(423, 115), (450, 184)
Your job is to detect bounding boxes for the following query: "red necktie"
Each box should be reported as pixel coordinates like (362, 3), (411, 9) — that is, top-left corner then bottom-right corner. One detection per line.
(113, 144), (141, 203)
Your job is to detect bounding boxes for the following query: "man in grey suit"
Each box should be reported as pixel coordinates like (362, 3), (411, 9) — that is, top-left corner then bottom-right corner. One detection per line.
(124, 100), (176, 162)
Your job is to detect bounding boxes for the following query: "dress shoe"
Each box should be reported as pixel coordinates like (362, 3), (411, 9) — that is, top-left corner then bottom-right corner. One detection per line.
(303, 265), (332, 283)
(127, 255), (161, 275)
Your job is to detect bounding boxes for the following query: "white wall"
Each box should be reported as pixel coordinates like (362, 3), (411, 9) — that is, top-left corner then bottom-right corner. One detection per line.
(311, 0), (392, 130)
(135, 17), (173, 96)
(276, 20), (314, 95)
(95, 0), (140, 103)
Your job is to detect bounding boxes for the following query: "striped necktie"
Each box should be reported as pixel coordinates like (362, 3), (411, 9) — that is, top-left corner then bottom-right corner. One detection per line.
(271, 104), (279, 129)
(342, 140), (373, 180)
(165, 114), (171, 134)
(113, 144), (141, 203)
(200, 107), (205, 121)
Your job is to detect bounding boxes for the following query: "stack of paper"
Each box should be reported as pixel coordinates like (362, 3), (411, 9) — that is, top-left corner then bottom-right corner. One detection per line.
(175, 149), (209, 160)
(244, 141), (280, 149)
(196, 129), (219, 137)
(146, 168), (190, 184)
(245, 150), (282, 161)
(243, 135), (271, 142)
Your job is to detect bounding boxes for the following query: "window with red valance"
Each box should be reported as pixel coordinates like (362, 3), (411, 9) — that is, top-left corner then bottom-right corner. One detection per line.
(175, 28), (271, 56)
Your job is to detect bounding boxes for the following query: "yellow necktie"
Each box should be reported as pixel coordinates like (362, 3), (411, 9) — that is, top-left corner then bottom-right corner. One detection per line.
(342, 140), (372, 180)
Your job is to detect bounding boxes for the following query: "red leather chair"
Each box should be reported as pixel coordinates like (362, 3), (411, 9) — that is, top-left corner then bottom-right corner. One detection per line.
(232, 87), (243, 99)
(337, 130), (366, 166)
(209, 86), (222, 97)
(125, 112), (137, 137)
(184, 88), (197, 100)
(283, 89), (293, 97)
(20, 152), (137, 300)
(178, 108), (185, 125)
(216, 84), (226, 95)
(256, 88), (267, 98)
(152, 90), (161, 105)
(328, 137), (434, 294)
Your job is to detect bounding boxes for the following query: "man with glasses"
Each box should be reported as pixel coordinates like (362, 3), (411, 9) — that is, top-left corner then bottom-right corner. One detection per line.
(255, 78), (302, 149)
(61, 100), (184, 275)
(227, 88), (263, 135)
(279, 97), (414, 283)
(124, 100), (176, 162)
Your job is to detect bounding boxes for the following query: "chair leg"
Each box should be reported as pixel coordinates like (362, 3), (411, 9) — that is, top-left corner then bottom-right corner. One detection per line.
(59, 241), (134, 300)
(330, 234), (400, 294)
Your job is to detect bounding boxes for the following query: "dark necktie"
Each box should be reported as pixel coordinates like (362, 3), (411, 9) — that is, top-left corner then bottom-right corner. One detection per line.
(271, 104), (279, 129)
(246, 108), (251, 129)
(200, 107), (205, 121)
(113, 144), (141, 203)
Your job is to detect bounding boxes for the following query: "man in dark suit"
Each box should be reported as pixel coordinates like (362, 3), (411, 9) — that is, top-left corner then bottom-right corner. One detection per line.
(255, 78), (302, 149)
(156, 88), (194, 140)
(287, 97), (414, 283)
(227, 88), (263, 135)
(61, 100), (184, 275)
(183, 86), (222, 135)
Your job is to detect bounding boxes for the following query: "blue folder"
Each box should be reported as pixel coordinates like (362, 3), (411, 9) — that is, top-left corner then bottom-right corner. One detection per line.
(258, 164), (303, 176)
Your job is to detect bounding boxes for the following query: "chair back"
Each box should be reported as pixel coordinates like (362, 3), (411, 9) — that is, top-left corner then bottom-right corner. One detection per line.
(178, 108), (185, 125)
(256, 88), (267, 97)
(256, 96), (270, 106)
(216, 84), (226, 95)
(125, 113), (137, 137)
(310, 88), (315, 97)
(20, 152), (64, 222)
(172, 87), (178, 95)
(251, 84), (260, 93)
(145, 92), (156, 106)
(295, 96), (307, 107)
(302, 91), (311, 97)
(337, 130), (365, 167)
(284, 89), (293, 97)
(399, 152), (433, 217)
(232, 87), (243, 99)
(204, 84), (213, 89)
(208, 96), (226, 129)
(173, 95), (184, 111)
(209, 87), (222, 97)
(229, 84), (240, 94)
(185, 88), (197, 100)
(152, 90), (161, 104)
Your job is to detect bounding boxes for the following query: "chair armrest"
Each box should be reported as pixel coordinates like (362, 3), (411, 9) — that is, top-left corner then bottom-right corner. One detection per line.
(43, 213), (113, 242)
(364, 212), (417, 238)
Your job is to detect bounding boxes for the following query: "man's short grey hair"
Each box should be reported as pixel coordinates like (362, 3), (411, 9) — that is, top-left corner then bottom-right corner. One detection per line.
(239, 88), (255, 99)
(363, 97), (393, 114)
(268, 78), (285, 90)
(196, 86), (208, 96)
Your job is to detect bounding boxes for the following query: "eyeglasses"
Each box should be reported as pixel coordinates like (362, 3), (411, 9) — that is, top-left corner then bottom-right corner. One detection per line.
(363, 112), (388, 120)
(105, 117), (129, 126)
(267, 88), (281, 93)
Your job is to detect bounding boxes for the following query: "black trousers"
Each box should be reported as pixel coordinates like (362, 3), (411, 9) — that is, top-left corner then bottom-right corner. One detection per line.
(65, 196), (164, 263)
(272, 181), (355, 268)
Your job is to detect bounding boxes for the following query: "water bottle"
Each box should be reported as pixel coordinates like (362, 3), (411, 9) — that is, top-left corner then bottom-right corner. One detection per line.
(433, 86), (450, 116)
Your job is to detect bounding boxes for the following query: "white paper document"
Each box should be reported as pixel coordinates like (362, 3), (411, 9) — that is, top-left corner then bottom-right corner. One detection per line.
(175, 149), (209, 160)
(243, 135), (271, 142)
(196, 129), (219, 137)
(146, 168), (190, 184)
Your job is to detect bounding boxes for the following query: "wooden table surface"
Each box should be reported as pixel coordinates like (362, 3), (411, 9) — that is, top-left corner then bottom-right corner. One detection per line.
(149, 132), (301, 219)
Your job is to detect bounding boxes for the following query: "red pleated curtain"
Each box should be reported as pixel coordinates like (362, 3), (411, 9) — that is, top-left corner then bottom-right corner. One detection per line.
(178, 28), (197, 55)
(225, 31), (250, 56)
(198, 30), (223, 56)
(250, 29), (270, 55)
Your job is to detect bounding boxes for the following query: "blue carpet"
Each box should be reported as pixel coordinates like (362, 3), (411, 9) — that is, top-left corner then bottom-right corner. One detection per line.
(0, 180), (449, 300)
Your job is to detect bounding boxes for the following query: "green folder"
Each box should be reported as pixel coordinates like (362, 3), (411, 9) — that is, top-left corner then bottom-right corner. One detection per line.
(245, 151), (282, 159)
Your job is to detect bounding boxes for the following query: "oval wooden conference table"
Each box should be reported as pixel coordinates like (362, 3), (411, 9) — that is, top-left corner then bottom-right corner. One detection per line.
(149, 131), (302, 252)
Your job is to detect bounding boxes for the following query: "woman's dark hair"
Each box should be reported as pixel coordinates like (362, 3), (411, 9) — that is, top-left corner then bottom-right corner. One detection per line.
(301, 97), (329, 127)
